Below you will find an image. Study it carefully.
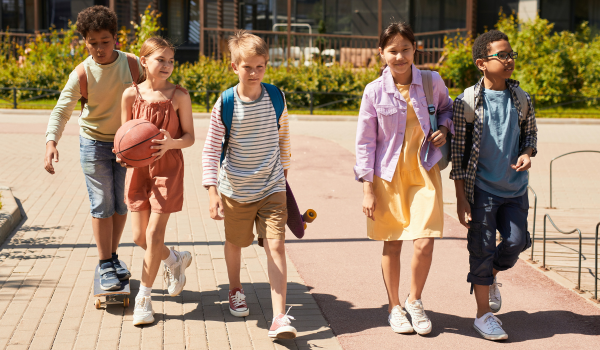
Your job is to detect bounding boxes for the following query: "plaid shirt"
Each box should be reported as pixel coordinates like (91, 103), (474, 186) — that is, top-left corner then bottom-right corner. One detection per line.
(450, 77), (538, 204)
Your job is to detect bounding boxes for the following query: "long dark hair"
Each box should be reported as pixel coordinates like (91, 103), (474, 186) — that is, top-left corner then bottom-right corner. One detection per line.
(378, 22), (418, 76)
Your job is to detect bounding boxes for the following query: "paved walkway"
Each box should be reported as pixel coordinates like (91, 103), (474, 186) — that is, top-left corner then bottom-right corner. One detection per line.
(0, 112), (599, 349)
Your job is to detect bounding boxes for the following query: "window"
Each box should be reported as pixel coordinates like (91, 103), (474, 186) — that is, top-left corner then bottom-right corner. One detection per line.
(2, 0), (26, 32)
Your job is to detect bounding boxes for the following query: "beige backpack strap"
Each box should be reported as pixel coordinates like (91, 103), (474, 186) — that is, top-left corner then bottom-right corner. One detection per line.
(462, 86), (476, 123)
(125, 52), (141, 84)
(75, 63), (87, 113)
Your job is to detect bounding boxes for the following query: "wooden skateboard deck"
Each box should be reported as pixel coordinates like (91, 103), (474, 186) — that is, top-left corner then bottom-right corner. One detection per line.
(286, 181), (317, 239)
(93, 260), (130, 309)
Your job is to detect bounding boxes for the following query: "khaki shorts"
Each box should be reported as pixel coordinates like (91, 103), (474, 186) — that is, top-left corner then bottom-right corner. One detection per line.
(222, 191), (287, 248)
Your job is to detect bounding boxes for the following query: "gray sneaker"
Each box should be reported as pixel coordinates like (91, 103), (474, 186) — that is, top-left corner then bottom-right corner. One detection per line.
(489, 277), (502, 313)
(163, 248), (192, 297)
(99, 262), (121, 291)
(473, 312), (508, 341)
(112, 258), (131, 281)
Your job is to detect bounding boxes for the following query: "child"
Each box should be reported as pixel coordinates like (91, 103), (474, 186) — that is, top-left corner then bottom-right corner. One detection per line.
(354, 22), (453, 335)
(118, 37), (195, 326)
(201, 30), (296, 340)
(450, 30), (537, 341)
(44, 5), (142, 291)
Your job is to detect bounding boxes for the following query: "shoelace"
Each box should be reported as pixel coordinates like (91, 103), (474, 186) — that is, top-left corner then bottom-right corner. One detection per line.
(163, 265), (176, 285)
(135, 297), (148, 310)
(391, 307), (411, 327)
(277, 306), (296, 326)
(408, 301), (429, 326)
(231, 291), (247, 308)
(490, 282), (502, 301)
(484, 314), (504, 332)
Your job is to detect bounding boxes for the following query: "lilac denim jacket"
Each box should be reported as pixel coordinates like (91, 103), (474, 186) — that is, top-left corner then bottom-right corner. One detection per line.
(354, 65), (454, 183)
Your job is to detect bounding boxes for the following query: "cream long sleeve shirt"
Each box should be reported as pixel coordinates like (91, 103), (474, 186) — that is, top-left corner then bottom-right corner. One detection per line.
(45, 50), (142, 144)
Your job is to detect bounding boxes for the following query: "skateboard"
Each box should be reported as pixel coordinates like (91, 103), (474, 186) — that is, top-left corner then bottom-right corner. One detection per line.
(93, 260), (130, 309)
(286, 181), (317, 239)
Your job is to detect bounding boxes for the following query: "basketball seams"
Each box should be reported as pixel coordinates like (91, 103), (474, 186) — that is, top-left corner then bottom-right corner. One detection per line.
(115, 120), (162, 162)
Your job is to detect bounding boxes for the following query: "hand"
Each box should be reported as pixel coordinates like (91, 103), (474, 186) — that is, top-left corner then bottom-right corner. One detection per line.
(113, 148), (134, 168)
(44, 141), (59, 175)
(511, 153), (531, 172)
(428, 126), (448, 147)
(284, 169), (288, 179)
(151, 129), (174, 161)
(208, 186), (225, 220)
(362, 182), (376, 220)
(457, 196), (472, 229)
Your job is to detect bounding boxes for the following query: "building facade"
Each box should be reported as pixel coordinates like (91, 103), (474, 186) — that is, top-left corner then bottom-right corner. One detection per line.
(2, 0), (600, 61)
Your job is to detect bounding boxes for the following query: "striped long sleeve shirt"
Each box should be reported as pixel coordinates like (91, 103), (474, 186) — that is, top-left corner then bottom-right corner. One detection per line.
(202, 84), (291, 203)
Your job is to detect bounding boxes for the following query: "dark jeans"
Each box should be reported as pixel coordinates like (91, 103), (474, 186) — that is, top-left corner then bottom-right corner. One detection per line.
(467, 186), (531, 286)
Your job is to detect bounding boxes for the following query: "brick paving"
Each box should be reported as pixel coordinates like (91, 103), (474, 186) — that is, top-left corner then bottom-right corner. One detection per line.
(0, 129), (341, 350)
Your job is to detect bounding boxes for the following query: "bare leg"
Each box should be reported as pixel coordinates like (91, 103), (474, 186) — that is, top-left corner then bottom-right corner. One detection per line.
(140, 212), (171, 288)
(263, 238), (287, 316)
(382, 241), (403, 313)
(474, 284), (492, 318)
(224, 241), (243, 290)
(92, 216), (114, 260)
(111, 212), (128, 254)
(408, 238), (435, 303)
(132, 210), (150, 250)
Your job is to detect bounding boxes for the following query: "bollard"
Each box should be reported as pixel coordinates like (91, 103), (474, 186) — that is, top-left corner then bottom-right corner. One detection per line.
(13, 87), (17, 109)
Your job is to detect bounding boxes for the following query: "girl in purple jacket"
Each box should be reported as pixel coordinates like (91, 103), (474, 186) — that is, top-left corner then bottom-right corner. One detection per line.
(354, 23), (454, 335)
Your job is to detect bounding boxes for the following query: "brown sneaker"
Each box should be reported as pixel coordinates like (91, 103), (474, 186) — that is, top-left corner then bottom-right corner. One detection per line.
(268, 308), (297, 339)
(228, 288), (249, 317)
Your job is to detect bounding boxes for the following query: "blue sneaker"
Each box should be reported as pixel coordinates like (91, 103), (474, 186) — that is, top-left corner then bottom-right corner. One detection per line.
(99, 262), (121, 291)
(112, 257), (131, 281)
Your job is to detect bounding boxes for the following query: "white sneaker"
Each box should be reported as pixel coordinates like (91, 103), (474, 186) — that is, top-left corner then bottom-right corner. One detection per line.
(489, 278), (502, 313)
(404, 296), (432, 335)
(388, 305), (414, 333)
(164, 248), (192, 297)
(132, 296), (154, 326)
(473, 312), (508, 341)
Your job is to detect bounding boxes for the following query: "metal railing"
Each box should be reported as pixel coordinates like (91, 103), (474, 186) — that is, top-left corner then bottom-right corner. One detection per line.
(201, 27), (466, 67)
(595, 222), (599, 301)
(1, 86), (363, 114)
(528, 185), (538, 262)
(542, 214), (583, 292)
(549, 151), (600, 208)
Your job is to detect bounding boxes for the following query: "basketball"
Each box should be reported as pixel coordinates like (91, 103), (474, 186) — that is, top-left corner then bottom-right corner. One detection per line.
(114, 119), (162, 168)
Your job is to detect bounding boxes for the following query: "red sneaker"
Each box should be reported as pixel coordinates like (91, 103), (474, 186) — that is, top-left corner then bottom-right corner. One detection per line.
(268, 308), (297, 339)
(228, 288), (249, 317)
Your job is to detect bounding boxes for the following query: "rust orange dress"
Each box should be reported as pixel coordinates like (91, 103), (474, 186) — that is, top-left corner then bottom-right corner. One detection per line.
(124, 83), (187, 213)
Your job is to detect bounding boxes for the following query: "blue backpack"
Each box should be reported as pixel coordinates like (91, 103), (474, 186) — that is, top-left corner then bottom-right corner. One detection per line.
(220, 83), (285, 165)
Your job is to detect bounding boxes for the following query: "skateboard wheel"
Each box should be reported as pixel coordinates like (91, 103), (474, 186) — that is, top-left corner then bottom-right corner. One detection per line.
(123, 297), (129, 308)
(95, 299), (101, 309)
(303, 209), (317, 223)
(303, 222), (307, 230)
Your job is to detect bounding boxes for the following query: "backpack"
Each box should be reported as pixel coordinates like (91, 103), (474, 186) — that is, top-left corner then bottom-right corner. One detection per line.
(460, 84), (529, 169)
(219, 83), (285, 165)
(421, 70), (451, 171)
(75, 52), (142, 115)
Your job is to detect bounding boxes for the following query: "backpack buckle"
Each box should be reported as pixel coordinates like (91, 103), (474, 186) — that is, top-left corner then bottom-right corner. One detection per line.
(428, 104), (436, 115)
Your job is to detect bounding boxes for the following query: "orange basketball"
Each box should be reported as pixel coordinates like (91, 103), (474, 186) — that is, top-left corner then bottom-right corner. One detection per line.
(114, 119), (162, 168)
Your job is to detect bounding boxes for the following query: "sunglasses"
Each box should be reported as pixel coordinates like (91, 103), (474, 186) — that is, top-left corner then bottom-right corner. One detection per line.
(484, 51), (518, 61)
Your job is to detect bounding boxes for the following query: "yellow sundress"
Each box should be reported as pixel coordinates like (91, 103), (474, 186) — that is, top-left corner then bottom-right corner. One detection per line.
(367, 83), (444, 241)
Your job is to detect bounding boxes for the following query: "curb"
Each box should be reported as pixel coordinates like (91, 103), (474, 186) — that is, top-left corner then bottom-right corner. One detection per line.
(0, 186), (21, 247)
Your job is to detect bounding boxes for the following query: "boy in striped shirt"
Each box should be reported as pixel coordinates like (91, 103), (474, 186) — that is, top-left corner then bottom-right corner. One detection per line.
(201, 31), (296, 339)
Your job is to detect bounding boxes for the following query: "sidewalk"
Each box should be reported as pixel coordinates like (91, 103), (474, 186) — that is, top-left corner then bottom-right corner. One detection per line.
(0, 128), (341, 350)
(0, 115), (599, 349)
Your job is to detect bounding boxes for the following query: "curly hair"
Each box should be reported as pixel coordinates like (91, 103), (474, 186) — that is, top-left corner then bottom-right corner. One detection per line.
(472, 30), (509, 66)
(76, 6), (118, 39)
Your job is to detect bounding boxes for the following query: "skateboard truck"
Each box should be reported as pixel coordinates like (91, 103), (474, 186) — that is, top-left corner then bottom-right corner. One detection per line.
(95, 295), (130, 309)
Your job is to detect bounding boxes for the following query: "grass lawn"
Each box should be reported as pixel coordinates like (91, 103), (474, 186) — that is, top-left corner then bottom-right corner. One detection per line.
(3, 96), (600, 119)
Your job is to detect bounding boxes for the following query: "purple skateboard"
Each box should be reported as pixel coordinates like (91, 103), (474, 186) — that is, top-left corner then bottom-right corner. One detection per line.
(286, 181), (317, 239)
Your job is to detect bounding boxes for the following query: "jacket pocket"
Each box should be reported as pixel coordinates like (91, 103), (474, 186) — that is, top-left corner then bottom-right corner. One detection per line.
(375, 104), (398, 137)
(467, 221), (484, 258)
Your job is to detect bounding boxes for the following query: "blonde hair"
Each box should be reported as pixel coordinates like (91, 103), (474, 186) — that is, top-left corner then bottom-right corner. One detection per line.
(139, 37), (176, 80)
(228, 30), (269, 64)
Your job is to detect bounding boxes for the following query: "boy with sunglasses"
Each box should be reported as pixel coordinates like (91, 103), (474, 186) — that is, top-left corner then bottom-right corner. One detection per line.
(450, 30), (537, 341)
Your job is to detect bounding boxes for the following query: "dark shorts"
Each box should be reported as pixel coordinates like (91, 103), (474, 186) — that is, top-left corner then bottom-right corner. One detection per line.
(80, 136), (128, 219)
(467, 186), (531, 286)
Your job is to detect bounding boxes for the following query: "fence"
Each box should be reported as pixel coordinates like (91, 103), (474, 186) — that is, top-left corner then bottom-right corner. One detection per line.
(201, 28), (466, 68)
(0, 87), (364, 114)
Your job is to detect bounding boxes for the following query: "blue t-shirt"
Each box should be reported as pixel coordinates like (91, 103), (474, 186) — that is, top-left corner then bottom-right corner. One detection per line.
(475, 88), (528, 197)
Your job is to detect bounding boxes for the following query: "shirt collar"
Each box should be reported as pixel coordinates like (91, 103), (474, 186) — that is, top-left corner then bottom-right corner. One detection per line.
(382, 64), (422, 94)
